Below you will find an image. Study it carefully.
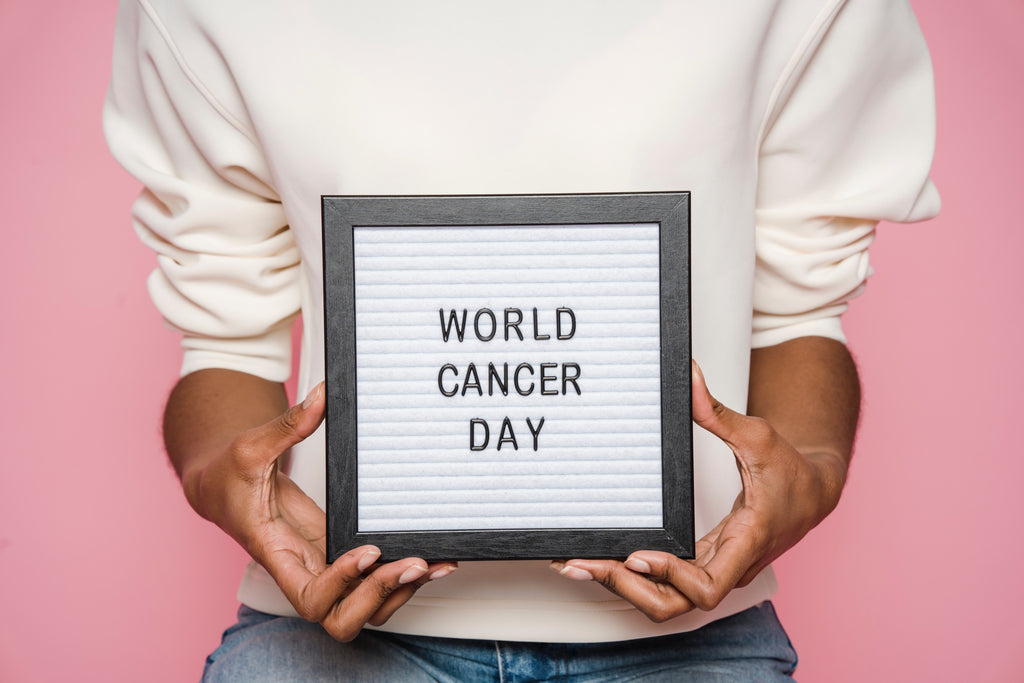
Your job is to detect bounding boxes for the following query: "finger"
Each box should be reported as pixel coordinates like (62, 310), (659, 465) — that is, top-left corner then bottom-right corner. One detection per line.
(367, 561), (459, 627)
(320, 557), (431, 642)
(550, 559), (695, 623)
(627, 527), (759, 611)
(621, 550), (730, 601)
(692, 361), (779, 471)
(234, 382), (327, 468)
(623, 550), (703, 587)
(269, 544), (382, 623)
(691, 361), (749, 448)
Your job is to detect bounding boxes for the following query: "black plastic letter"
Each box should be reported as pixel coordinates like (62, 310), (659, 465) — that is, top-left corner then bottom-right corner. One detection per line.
(470, 418), (490, 451)
(532, 307), (550, 340)
(504, 308), (524, 341)
(562, 362), (582, 396)
(440, 309), (468, 342)
(497, 417), (519, 451)
(474, 308), (497, 342)
(556, 307), (577, 340)
(438, 363), (459, 397)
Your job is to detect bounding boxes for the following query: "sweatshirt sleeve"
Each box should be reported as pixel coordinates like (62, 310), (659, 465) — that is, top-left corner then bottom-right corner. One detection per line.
(751, 0), (940, 348)
(103, 0), (299, 381)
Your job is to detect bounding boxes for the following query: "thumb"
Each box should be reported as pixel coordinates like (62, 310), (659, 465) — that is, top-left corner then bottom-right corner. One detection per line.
(690, 360), (751, 453)
(239, 382), (327, 467)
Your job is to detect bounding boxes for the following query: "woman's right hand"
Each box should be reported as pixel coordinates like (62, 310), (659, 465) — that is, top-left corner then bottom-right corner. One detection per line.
(181, 381), (457, 642)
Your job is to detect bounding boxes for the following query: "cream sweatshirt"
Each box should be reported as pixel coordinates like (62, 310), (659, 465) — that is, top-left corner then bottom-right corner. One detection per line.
(105, 0), (938, 642)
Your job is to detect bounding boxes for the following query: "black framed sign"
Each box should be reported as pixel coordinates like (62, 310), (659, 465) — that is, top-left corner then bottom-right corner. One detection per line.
(323, 192), (692, 562)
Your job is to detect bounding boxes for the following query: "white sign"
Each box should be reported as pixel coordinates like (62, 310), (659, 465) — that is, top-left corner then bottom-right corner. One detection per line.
(353, 223), (663, 532)
(323, 193), (692, 561)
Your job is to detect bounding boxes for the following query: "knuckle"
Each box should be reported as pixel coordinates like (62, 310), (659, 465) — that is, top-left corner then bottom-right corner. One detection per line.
(293, 596), (325, 623)
(229, 432), (261, 465)
(376, 581), (395, 603)
(325, 621), (361, 643)
(227, 437), (275, 482)
(298, 610), (319, 623)
(646, 603), (675, 624)
(367, 612), (390, 628)
(275, 406), (303, 438)
(710, 397), (727, 418)
(693, 584), (725, 611)
(292, 588), (331, 623)
(745, 417), (776, 447)
(363, 574), (396, 603)
(594, 569), (620, 594)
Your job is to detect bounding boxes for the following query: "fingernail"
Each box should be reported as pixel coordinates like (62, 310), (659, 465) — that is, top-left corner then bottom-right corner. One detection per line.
(357, 548), (380, 572)
(399, 564), (428, 584)
(302, 383), (322, 410)
(428, 564), (457, 581)
(625, 558), (652, 574)
(558, 565), (594, 581)
(549, 561), (565, 572)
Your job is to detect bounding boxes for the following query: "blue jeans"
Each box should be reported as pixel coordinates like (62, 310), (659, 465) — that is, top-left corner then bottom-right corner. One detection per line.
(202, 602), (797, 682)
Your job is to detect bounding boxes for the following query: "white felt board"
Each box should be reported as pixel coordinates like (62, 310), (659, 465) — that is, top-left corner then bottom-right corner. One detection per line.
(353, 223), (662, 532)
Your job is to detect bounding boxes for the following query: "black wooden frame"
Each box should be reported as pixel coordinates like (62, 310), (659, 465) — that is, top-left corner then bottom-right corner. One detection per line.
(323, 192), (692, 562)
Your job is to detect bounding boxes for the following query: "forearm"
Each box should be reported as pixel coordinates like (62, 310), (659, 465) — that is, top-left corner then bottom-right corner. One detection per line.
(747, 336), (860, 511)
(163, 368), (289, 513)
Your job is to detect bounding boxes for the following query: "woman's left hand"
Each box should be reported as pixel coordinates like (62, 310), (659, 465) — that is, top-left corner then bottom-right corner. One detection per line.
(551, 360), (847, 622)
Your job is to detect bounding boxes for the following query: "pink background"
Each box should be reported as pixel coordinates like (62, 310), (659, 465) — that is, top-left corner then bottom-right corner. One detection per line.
(2, 1), (1021, 680)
